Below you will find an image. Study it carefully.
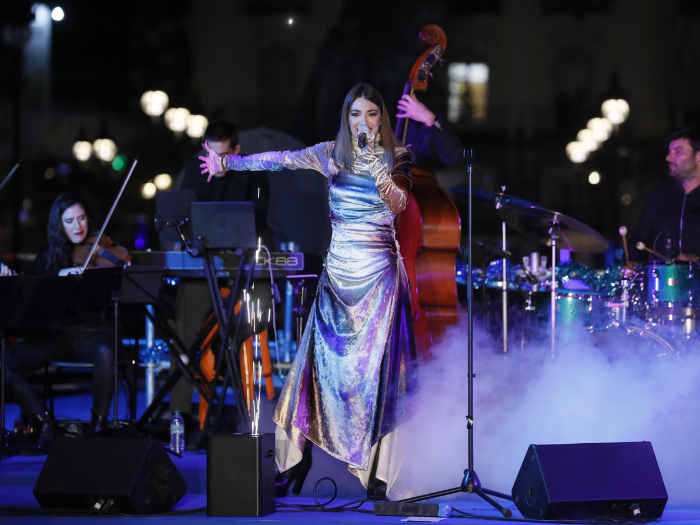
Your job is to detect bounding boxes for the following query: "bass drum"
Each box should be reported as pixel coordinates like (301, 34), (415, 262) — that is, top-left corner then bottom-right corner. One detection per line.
(588, 325), (675, 359)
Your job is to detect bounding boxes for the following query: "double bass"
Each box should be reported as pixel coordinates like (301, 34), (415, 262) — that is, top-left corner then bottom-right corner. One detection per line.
(395, 25), (463, 360)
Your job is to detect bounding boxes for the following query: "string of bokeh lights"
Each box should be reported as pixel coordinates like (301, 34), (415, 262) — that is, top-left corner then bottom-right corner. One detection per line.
(71, 90), (208, 200)
(566, 97), (630, 188)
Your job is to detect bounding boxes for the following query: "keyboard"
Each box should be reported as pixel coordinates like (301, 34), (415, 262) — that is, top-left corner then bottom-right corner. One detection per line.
(130, 251), (305, 279)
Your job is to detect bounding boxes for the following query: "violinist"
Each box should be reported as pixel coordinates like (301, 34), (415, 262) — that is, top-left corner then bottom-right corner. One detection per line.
(3, 192), (122, 446)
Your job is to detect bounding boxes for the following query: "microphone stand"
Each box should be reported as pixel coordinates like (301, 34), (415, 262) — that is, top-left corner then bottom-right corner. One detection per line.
(396, 150), (513, 516)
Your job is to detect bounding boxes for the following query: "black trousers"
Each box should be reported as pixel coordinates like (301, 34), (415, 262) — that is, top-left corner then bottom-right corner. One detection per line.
(2, 329), (116, 418)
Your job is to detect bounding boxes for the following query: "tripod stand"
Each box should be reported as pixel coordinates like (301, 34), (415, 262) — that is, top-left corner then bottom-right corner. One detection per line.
(397, 150), (513, 517)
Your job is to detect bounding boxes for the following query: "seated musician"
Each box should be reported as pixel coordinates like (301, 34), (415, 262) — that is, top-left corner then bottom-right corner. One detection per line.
(3, 192), (122, 446)
(629, 125), (700, 265)
(171, 119), (273, 433)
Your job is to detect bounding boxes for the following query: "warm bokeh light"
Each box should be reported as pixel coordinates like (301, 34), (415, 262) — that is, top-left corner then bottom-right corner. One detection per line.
(576, 129), (599, 152)
(588, 171), (601, 185)
(186, 115), (208, 138)
(164, 108), (191, 132)
(140, 90), (169, 117)
(601, 99), (630, 124)
(93, 138), (117, 162)
(154, 173), (172, 190)
(72, 141), (92, 161)
(51, 7), (64, 21)
(566, 141), (589, 163)
(586, 117), (612, 142)
(141, 182), (157, 199)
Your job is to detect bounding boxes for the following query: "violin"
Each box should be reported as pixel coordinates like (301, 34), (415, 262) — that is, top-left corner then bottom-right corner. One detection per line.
(71, 233), (131, 268)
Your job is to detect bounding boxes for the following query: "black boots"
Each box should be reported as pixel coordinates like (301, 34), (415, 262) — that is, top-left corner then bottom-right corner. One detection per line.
(91, 415), (109, 436)
(275, 439), (313, 498)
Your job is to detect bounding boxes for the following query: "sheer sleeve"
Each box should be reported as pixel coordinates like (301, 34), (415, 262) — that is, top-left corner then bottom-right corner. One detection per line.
(365, 147), (412, 215)
(223, 142), (335, 178)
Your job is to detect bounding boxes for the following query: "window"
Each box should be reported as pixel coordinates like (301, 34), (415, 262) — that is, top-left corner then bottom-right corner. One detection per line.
(447, 63), (489, 124)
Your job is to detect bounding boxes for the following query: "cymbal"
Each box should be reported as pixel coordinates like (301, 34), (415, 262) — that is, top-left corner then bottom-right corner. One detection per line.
(450, 187), (543, 210)
(497, 204), (610, 254)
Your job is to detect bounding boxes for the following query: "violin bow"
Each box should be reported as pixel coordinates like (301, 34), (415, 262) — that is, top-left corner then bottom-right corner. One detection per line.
(0, 162), (21, 195)
(79, 158), (139, 272)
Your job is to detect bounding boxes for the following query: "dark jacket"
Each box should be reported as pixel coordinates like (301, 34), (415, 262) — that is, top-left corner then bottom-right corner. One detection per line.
(630, 179), (700, 260)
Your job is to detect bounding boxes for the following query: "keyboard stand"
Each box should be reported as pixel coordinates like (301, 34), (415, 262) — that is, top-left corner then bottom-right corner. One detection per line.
(197, 248), (254, 440)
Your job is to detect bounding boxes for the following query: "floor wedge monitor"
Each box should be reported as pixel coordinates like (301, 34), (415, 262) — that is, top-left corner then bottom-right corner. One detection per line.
(512, 442), (668, 520)
(33, 437), (187, 514)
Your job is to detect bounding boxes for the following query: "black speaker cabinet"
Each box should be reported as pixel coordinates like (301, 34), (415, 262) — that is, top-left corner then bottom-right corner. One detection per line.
(512, 442), (668, 520)
(33, 438), (187, 514)
(207, 433), (275, 517)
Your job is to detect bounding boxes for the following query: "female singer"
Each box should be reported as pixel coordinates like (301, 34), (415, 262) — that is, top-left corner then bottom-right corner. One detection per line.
(200, 84), (416, 495)
(3, 192), (119, 445)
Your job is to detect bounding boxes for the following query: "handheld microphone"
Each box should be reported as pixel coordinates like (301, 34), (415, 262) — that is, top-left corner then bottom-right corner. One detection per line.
(358, 132), (367, 149)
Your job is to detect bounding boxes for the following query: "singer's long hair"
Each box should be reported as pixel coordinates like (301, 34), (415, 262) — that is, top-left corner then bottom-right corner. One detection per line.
(44, 192), (95, 271)
(332, 83), (403, 171)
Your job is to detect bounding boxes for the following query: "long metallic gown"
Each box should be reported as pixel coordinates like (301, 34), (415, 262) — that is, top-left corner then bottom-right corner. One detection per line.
(224, 142), (415, 471)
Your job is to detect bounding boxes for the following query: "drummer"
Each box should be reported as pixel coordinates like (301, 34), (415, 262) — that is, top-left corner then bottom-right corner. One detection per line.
(629, 125), (700, 264)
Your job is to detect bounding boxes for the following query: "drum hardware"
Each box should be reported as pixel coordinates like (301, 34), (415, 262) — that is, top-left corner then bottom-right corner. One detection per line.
(450, 187), (543, 211)
(588, 324), (676, 357)
(501, 221), (507, 354)
(497, 204), (609, 354)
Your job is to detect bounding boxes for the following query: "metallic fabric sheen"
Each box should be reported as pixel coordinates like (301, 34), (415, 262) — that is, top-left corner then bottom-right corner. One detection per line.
(224, 142), (415, 471)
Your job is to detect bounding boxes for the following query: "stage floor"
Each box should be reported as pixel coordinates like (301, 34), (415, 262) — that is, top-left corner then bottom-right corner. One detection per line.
(3, 335), (700, 524)
(4, 448), (700, 525)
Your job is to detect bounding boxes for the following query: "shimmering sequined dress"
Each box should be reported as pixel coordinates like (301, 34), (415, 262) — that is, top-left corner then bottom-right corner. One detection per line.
(223, 141), (415, 471)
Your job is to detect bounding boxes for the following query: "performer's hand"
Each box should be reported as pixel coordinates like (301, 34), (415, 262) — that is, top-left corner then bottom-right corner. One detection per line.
(356, 124), (376, 155)
(199, 142), (226, 181)
(396, 94), (436, 126)
(59, 267), (83, 276)
(0, 263), (13, 276)
(677, 253), (699, 263)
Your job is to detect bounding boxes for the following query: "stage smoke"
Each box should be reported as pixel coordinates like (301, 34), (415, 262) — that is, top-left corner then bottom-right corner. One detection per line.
(388, 318), (700, 506)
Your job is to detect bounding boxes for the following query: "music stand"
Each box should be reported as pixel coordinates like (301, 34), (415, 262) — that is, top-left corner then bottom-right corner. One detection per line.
(191, 202), (257, 250)
(0, 275), (78, 453)
(154, 190), (196, 248)
(120, 265), (164, 424)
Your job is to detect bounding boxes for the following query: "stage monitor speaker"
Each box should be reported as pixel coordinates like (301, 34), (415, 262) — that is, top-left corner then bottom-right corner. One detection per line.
(512, 442), (668, 520)
(207, 433), (275, 517)
(33, 437), (187, 515)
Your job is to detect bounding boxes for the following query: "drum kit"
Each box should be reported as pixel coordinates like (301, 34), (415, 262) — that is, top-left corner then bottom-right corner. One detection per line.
(452, 187), (700, 357)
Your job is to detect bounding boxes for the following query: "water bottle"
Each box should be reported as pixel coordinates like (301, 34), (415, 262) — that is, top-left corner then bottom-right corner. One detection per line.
(170, 410), (185, 455)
